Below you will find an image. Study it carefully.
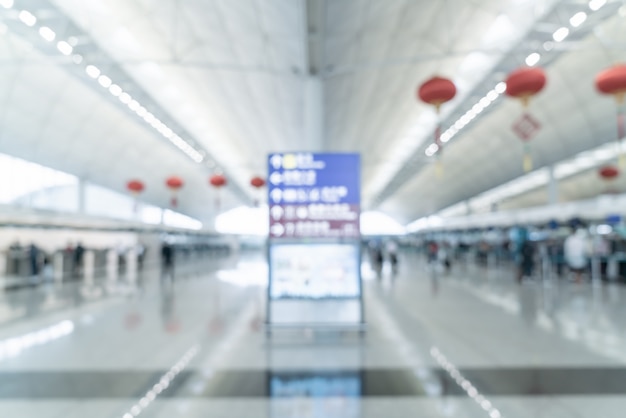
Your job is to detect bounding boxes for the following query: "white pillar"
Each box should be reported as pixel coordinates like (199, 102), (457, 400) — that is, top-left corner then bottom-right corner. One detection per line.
(84, 250), (95, 285)
(53, 252), (64, 282)
(106, 249), (118, 282)
(126, 248), (137, 284)
(304, 76), (324, 151)
(547, 165), (559, 205)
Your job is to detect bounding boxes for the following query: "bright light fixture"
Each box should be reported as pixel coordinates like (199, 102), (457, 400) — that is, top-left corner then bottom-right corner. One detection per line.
(0, 0), (14, 9)
(109, 84), (122, 97)
(525, 52), (541, 66)
(589, 0), (606, 11)
(85, 65), (100, 79)
(425, 143), (439, 157)
(552, 27), (569, 42)
(56, 41), (73, 55)
(18, 10), (36, 26)
(38, 26), (55, 42)
(570, 12), (587, 27)
(128, 100), (140, 111)
(119, 92), (132, 104)
(495, 82), (506, 94)
(98, 75), (112, 88)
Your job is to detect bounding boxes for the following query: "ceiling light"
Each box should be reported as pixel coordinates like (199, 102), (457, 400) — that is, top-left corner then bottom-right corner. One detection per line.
(589, 0), (606, 11)
(98, 75), (112, 88)
(479, 97), (491, 107)
(135, 106), (147, 117)
(495, 82), (506, 94)
(441, 132), (452, 143)
(119, 92), (132, 104)
(425, 144), (439, 157)
(486, 90), (499, 101)
(18, 10), (36, 26)
(454, 120), (465, 130)
(109, 84), (122, 97)
(472, 103), (485, 114)
(525, 52), (541, 66)
(570, 12), (587, 27)
(128, 100), (140, 111)
(38, 26), (55, 42)
(57, 41), (73, 55)
(552, 27), (569, 42)
(0, 0), (14, 9)
(85, 65), (100, 79)
(460, 114), (471, 125)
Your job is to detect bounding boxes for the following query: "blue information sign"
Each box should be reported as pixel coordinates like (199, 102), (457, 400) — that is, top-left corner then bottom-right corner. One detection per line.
(268, 153), (361, 239)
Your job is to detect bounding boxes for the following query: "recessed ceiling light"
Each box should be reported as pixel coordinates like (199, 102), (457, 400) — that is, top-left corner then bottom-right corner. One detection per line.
(570, 12), (587, 27)
(552, 27), (569, 42)
(525, 52), (541, 66)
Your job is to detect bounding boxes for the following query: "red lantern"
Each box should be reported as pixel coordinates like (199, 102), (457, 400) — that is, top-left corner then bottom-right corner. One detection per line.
(417, 76), (457, 170)
(505, 67), (547, 172)
(596, 64), (626, 103)
(250, 176), (265, 189)
(599, 165), (620, 194)
(418, 77), (457, 112)
(166, 176), (183, 207)
(599, 165), (619, 180)
(505, 67), (547, 107)
(126, 180), (145, 195)
(209, 174), (227, 188)
(250, 176), (266, 207)
(126, 180), (145, 214)
(209, 174), (227, 209)
(596, 65), (626, 166)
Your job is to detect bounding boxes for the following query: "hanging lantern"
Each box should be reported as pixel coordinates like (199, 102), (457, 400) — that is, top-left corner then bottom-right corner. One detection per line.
(417, 76), (457, 175)
(210, 174), (227, 188)
(250, 176), (265, 206)
(126, 180), (145, 195)
(505, 67), (547, 172)
(209, 174), (227, 209)
(599, 165), (619, 180)
(599, 165), (620, 194)
(596, 64), (626, 166)
(165, 176), (183, 208)
(250, 176), (265, 189)
(126, 180), (145, 214)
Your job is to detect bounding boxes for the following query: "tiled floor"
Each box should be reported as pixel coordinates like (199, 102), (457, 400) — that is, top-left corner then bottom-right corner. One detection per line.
(1, 250), (625, 417)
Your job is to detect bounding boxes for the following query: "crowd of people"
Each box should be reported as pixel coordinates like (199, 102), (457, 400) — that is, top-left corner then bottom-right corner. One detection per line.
(417, 225), (626, 284)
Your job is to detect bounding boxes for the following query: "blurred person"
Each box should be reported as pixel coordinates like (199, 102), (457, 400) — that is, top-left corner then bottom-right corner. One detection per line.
(28, 242), (39, 278)
(136, 241), (147, 271)
(427, 240), (439, 264)
(519, 239), (535, 282)
(8, 240), (22, 276)
(564, 228), (588, 284)
(439, 242), (452, 274)
(385, 239), (399, 274)
(161, 241), (175, 282)
(73, 241), (85, 278)
(41, 254), (54, 283)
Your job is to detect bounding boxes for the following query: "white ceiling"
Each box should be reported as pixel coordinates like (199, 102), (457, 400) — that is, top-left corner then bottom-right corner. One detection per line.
(0, 0), (624, 225)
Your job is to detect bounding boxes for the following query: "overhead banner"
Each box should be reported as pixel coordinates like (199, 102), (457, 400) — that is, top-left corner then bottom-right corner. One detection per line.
(267, 153), (360, 239)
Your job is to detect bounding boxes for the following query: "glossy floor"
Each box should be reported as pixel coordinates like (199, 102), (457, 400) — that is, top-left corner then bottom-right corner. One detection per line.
(0, 250), (625, 417)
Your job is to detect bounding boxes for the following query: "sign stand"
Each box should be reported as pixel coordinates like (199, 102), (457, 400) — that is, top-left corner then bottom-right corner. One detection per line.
(265, 153), (365, 336)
